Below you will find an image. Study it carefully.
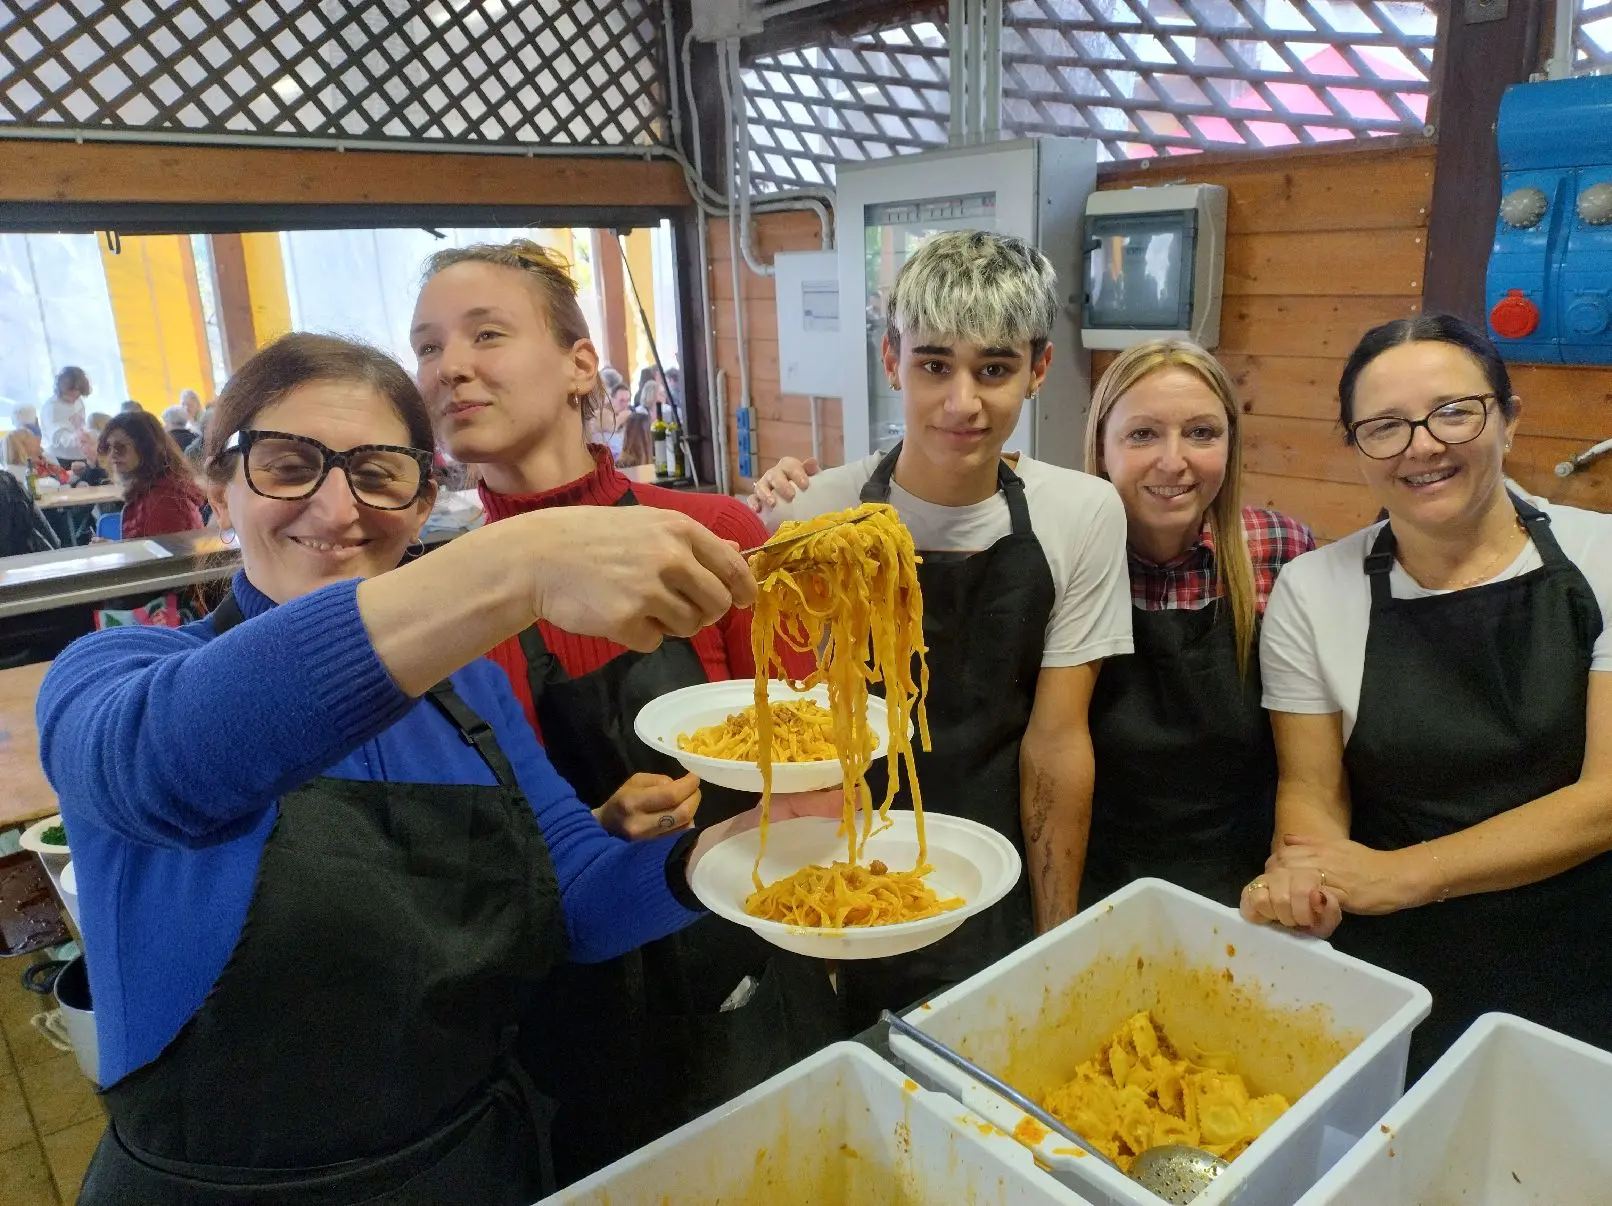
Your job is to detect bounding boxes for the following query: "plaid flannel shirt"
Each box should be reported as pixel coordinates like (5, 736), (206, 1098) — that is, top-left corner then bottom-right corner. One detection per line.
(1129, 505), (1316, 613)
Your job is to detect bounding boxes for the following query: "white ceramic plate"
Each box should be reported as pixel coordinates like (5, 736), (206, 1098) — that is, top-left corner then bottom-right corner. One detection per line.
(634, 679), (900, 793)
(19, 816), (68, 857)
(60, 861), (76, 898)
(689, 810), (1022, 960)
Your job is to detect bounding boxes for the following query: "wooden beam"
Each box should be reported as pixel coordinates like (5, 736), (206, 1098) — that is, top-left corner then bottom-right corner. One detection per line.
(0, 140), (692, 208)
(208, 233), (258, 375)
(1421, 0), (1548, 322)
(592, 228), (631, 382)
(176, 234), (216, 400)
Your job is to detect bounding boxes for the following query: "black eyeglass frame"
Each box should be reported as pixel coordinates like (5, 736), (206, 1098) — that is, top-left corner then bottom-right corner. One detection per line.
(1344, 393), (1499, 461)
(217, 429), (434, 510)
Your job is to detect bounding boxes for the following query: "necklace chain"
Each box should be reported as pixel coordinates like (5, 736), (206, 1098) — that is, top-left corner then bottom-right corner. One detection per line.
(1400, 516), (1528, 590)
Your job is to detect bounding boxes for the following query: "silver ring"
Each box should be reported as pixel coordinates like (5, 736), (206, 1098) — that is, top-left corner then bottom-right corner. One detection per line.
(657, 814), (676, 831)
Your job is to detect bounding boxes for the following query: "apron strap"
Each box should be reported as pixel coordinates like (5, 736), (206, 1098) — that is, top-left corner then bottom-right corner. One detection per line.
(1363, 490), (1568, 607)
(423, 680), (521, 789)
(519, 487), (642, 688)
(1509, 489), (1570, 567)
(859, 443), (903, 503)
(858, 442), (1033, 537)
(211, 590), (246, 635)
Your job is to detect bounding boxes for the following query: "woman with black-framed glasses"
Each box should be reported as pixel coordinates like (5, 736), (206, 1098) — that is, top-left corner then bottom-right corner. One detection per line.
(38, 333), (839, 1206)
(1241, 313), (1612, 1079)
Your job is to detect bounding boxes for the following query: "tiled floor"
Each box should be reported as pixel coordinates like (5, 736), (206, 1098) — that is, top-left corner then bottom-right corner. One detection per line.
(0, 955), (104, 1206)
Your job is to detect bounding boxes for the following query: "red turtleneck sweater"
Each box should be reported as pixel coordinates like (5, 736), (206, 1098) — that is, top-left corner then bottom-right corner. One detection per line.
(480, 447), (798, 738)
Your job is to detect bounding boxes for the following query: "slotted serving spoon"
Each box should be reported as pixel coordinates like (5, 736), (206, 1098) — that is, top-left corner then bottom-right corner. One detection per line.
(882, 1011), (1229, 1204)
(740, 510), (873, 558)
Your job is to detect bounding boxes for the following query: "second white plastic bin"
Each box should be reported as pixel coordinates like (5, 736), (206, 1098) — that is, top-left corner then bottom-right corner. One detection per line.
(1295, 1012), (1612, 1205)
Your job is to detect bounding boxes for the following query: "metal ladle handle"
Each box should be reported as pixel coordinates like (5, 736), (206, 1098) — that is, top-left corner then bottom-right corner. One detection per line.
(880, 1010), (1124, 1173)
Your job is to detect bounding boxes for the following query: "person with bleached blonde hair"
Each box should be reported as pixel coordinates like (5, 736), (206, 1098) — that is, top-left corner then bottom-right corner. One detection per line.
(751, 229), (1133, 1030)
(1078, 340), (1314, 909)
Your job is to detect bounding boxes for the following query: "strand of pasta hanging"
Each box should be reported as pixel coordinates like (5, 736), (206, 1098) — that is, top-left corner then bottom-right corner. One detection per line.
(741, 502), (955, 928)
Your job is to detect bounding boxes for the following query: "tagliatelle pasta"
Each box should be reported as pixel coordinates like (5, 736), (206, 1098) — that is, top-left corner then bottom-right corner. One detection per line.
(677, 699), (844, 764)
(743, 858), (963, 928)
(742, 502), (953, 927)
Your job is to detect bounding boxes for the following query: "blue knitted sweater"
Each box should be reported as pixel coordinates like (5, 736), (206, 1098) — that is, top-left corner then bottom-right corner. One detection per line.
(37, 572), (701, 1087)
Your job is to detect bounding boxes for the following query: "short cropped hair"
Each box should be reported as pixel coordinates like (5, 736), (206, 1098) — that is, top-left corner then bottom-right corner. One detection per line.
(885, 230), (1059, 360)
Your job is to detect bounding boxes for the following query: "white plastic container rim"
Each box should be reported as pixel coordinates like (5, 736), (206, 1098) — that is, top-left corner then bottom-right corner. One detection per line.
(538, 1040), (1098, 1205)
(889, 877), (1433, 1206)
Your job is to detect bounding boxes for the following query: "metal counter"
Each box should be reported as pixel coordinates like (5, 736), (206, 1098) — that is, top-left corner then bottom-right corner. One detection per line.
(0, 495), (483, 621)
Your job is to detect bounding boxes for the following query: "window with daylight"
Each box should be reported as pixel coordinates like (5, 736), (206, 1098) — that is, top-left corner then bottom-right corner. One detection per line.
(742, 0), (1437, 189)
(1579, 0), (1612, 70)
(0, 0), (667, 147)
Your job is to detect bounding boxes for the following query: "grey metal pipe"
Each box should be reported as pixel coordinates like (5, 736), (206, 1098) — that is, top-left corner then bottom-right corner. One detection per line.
(1550, 0), (1579, 78)
(984, 0), (1003, 140)
(728, 40), (776, 278)
(949, 0), (966, 144)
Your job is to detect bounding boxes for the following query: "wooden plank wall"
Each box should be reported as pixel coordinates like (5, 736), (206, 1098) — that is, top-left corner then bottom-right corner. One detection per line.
(1094, 145), (1433, 541)
(711, 145), (1612, 525)
(1098, 143), (1611, 537)
(708, 211), (839, 490)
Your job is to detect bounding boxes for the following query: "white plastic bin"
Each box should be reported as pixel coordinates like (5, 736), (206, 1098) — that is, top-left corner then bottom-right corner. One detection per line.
(539, 1041), (1097, 1205)
(1295, 1012), (1612, 1205)
(889, 878), (1431, 1206)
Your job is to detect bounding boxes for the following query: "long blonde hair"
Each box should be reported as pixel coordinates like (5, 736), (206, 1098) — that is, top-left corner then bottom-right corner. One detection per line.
(1083, 341), (1258, 675)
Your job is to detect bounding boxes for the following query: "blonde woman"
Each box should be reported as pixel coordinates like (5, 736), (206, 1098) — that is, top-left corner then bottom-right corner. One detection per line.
(1078, 340), (1314, 908)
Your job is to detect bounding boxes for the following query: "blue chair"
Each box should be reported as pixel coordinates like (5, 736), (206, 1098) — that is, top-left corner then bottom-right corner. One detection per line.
(96, 512), (121, 541)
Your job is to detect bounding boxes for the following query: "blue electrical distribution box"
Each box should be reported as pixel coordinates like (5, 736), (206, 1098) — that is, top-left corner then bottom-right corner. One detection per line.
(735, 405), (756, 481)
(1486, 74), (1612, 365)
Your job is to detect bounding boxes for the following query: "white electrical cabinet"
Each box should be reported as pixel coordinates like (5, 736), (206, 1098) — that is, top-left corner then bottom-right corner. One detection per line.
(833, 138), (1099, 468)
(774, 250), (845, 398)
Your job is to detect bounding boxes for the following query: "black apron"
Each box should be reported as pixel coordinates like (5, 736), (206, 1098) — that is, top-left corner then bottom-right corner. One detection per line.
(516, 488), (840, 1187)
(1337, 494), (1612, 1080)
(837, 445), (1058, 1033)
(80, 593), (568, 1205)
(1082, 595), (1275, 910)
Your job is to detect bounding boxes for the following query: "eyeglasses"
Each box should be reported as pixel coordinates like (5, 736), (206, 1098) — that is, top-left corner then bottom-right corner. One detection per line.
(1345, 394), (1497, 460)
(219, 429), (432, 510)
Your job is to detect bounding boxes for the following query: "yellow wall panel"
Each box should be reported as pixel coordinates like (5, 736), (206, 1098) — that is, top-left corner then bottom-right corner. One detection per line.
(100, 234), (211, 414)
(624, 227), (656, 382)
(241, 232), (292, 347)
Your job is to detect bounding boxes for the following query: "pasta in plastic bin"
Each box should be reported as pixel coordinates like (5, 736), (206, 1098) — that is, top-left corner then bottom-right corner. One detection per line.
(742, 502), (961, 928)
(1040, 1011), (1290, 1171)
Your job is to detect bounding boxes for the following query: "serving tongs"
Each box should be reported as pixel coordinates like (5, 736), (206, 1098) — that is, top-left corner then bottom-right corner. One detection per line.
(882, 1011), (1229, 1204)
(740, 509), (873, 558)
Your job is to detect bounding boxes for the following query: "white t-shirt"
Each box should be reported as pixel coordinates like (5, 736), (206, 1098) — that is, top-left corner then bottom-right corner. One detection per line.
(42, 394), (85, 461)
(759, 453), (1134, 668)
(1261, 490), (1612, 741)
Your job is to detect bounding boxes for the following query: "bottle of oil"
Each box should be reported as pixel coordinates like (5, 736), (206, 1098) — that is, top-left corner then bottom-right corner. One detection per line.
(652, 418), (670, 477)
(665, 416), (683, 479)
